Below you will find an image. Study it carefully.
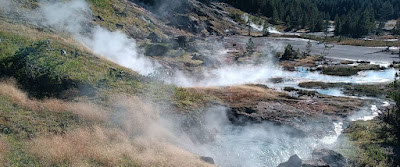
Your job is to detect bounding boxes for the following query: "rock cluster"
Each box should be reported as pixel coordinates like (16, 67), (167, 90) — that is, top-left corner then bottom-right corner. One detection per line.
(278, 149), (347, 167)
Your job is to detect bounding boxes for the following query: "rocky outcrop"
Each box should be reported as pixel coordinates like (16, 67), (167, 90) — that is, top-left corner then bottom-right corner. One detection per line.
(145, 44), (169, 57)
(304, 149), (347, 167)
(200, 156), (215, 164)
(147, 32), (161, 43)
(191, 85), (363, 136)
(278, 154), (302, 167)
(278, 149), (347, 167)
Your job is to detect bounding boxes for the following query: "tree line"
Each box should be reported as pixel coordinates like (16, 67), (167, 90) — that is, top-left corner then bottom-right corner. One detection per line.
(219, 0), (400, 37)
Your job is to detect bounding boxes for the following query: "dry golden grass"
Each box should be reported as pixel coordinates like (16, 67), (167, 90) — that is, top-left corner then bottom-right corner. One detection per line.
(191, 85), (284, 107)
(30, 127), (213, 167)
(0, 80), (213, 166)
(0, 79), (106, 122)
(0, 79), (39, 109)
(111, 95), (159, 134)
(42, 99), (107, 122)
(0, 138), (8, 165)
(0, 139), (5, 164)
(107, 94), (180, 142)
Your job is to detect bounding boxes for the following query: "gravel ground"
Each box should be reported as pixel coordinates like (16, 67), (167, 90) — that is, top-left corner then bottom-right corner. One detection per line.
(222, 36), (400, 63)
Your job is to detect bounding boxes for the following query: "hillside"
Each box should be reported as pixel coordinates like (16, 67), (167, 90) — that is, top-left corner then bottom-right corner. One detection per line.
(1, 0), (400, 166)
(0, 0), (229, 165)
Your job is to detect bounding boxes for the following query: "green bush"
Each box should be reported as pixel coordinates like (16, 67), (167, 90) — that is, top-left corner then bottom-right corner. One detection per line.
(280, 44), (300, 61)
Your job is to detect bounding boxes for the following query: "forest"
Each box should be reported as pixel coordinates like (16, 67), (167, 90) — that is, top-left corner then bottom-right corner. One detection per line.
(221, 0), (400, 37)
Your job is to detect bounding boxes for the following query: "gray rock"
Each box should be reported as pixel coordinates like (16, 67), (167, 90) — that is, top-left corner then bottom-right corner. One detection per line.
(302, 159), (329, 167)
(280, 149), (347, 167)
(147, 32), (161, 43)
(200, 156), (215, 164)
(145, 44), (169, 57)
(310, 149), (346, 167)
(116, 23), (124, 29)
(61, 50), (67, 55)
(278, 154), (302, 167)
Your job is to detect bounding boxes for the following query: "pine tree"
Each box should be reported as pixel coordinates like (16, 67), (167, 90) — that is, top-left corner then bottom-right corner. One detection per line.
(393, 20), (400, 35)
(305, 40), (312, 56)
(246, 38), (255, 52)
(377, 21), (385, 36)
(247, 19), (251, 36)
(263, 21), (270, 36)
(334, 15), (341, 36)
(354, 11), (370, 37)
(271, 8), (279, 24)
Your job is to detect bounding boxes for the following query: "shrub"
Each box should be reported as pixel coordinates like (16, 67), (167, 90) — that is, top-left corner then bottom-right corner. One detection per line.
(280, 44), (300, 60)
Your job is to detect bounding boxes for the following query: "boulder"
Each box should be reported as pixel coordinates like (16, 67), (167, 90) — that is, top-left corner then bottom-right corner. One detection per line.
(175, 36), (188, 48)
(145, 44), (169, 57)
(309, 149), (346, 167)
(279, 149), (347, 167)
(147, 32), (161, 43)
(278, 154), (302, 167)
(302, 159), (329, 167)
(200, 156), (215, 164)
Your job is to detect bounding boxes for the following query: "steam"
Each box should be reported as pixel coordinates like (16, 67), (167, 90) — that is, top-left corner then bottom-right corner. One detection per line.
(83, 26), (156, 74)
(2, 0), (398, 166)
(29, 0), (157, 75)
(166, 39), (397, 88)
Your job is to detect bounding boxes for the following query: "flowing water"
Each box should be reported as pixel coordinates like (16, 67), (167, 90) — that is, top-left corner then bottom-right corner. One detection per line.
(190, 66), (398, 167)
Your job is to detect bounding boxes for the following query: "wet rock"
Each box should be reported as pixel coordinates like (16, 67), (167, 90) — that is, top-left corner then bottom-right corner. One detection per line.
(278, 154), (302, 167)
(302, 159), (329, 167)
(282, 149), (346, 167)
(269, 77), (284, 83)
(310, 149), (346, 167)
(356, 60), (370, 64)
(200, 156), (215, 164)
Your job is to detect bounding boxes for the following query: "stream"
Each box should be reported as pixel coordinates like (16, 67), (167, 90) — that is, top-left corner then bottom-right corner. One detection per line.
(178, 47), (399, 166)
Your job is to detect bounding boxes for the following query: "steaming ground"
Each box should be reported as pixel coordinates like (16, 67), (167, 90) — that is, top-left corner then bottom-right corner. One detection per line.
(1, 0), (398, 167)
(159, 38), (398, 166)
(225, 36), (400, 63)
(8, 0), (159, 75)
(165, 40), (397, 88)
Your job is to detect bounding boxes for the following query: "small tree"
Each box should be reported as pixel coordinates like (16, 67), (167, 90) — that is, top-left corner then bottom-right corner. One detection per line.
(281, 44), (299, 60)
(321, 42), (334, 57)
(246, 38), (255, 52)
(271, 8), (279, 24)
(263, 22), (270, 36)
(393, 20), (400, 35)
(377, 21), (385, 36)
(321, 32), (334, 57)
(247, 19), (252, 36)
(305, 40), (312, 56)
(323, 20), (330, 35)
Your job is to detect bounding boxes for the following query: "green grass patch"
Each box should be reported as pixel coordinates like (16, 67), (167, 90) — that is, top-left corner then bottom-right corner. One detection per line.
(0, 31), (33, 60)
(320, 64), (383, 76)
(343, 120), (397, 166)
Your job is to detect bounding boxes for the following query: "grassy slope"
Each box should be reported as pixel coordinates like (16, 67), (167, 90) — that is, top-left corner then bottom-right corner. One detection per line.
(0, 1), (218, 165)
(341, 120), (398, 166)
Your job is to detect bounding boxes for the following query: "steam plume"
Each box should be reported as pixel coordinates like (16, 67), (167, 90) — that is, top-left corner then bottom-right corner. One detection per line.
(30, 0), (157, 75)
